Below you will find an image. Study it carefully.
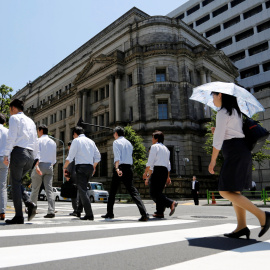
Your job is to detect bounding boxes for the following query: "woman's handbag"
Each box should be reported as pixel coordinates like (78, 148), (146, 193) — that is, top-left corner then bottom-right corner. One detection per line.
(243, 117), (269, 152)
(60, 181), (77, 198)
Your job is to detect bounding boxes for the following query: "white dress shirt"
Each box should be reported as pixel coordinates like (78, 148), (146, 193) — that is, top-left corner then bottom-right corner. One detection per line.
(4, 112), (39, 157)
(213, 108), (245, 150)
(146, 142), (171, 171)
(36, 135), (57, 165)
(192, 181), (195, 190)
(66, 134), (101, 165)
(113, 136), (133, 165)
(0, 124), (9, 156)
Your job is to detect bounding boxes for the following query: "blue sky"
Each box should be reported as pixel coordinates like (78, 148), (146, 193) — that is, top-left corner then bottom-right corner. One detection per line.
(1, 0), (188, 95)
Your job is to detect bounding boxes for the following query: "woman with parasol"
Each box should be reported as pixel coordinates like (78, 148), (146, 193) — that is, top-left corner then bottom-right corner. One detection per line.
(190, 82), (270, 239)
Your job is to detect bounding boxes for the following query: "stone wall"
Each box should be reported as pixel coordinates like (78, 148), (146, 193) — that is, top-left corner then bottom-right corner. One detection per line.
(102, 176), (218, 199)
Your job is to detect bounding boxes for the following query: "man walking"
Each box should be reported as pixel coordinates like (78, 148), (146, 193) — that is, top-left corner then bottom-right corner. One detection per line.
(191, 176), (199, 205)
(0, 113), (9, 220)
(3, 99), (38, 224)
(66, 140), (83, 217)
(102, 126), (149, 221)
(63, 126), (100, 220)
(30, 125), (57, 218)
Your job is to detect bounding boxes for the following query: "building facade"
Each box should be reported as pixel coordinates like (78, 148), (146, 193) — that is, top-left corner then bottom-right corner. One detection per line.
(168, 0), (270, 188)
(13, 8), (238, 185)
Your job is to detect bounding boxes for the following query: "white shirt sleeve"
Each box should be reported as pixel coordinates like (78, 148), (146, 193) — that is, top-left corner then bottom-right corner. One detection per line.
(93, 143), (101, 163)
(213, 110), (229, 150)
(146, 145), (157, 171)
(4, 116), (18, 157)
(113, 141), (121, 163)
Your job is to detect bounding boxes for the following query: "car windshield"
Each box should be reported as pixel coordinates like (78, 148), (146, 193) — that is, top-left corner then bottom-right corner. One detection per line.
(91, 184), (104, 190)
(56, 188), (61, 192)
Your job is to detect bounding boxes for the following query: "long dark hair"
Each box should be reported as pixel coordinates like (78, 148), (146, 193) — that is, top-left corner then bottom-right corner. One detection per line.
(212, 92), (241, 117)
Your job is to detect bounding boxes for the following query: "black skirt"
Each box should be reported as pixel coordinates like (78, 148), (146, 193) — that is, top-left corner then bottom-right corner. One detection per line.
(218, 138), (252, 191)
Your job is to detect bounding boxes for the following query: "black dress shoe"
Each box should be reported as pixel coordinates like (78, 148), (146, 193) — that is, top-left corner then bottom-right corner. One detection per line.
(76, 212), (81, 218)
(169, 201), (178, 216)
(69, 212), (77, 216)
(101, 213), (114, 219)
(224, 227), (250, 239)
(27, 202), (37, 221)
(44, 213), (55, 218)
(153, 213), (164, 218)
(5, 216), (24, 224)
(80, 215), (94, 220)
(138, 214), (149, 222)
(259, 211), (270, 237)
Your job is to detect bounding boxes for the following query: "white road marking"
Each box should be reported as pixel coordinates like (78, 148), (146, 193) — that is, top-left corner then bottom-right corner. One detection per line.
(156, 238), (269, 270)
(0, 219), (196, 237)
(0, 224), (258, 268)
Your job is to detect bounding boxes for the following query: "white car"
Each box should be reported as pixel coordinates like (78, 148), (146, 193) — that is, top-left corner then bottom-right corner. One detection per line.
(87, 182), (109, 203)
(39, 187), (71, 202)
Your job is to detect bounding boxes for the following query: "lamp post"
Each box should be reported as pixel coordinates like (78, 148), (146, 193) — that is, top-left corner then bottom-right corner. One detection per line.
(183, 158), (189, 176)
(175, 146), (180, 178)
(49, 135), (65, 183)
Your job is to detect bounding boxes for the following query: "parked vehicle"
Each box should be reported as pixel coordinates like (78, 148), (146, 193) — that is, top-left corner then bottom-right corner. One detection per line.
(87, 182), (109, 203)
(39, 187), (71, 202)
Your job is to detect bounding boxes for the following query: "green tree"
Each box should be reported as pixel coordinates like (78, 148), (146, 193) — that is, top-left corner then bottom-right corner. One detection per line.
(203, 110), (270, 172)
(124, 126), (147, 177)
(0, 84), (13, 115)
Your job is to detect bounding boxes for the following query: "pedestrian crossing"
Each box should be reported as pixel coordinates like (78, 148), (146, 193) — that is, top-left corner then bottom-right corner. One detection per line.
(1, 202), (269, 270)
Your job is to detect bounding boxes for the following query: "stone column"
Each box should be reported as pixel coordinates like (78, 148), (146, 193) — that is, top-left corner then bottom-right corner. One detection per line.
(108, 76), (115, 124)
(199, 68), (207, 85)
(82, 89), (88, 121)
(206, 70), (212, 83)
(75, 92), (82, 123)
(115, 74), (122, 122)
(105, 111), (109, 127)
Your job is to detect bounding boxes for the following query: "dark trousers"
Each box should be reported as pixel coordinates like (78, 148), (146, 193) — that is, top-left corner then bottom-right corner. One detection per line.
(10, 147), (33, 217)
(71, 189), (83, 213)
(107, 164), (147, 216)
(192, 190), (199, 205)
(149, 166), (173, 214)
(75, 164), (93, 217)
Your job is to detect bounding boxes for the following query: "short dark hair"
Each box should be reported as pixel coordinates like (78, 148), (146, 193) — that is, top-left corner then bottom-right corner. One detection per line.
(0, 113), (6, 125)
(9, 99), (24, 111)
(38, 124), (48, 134)
(152, 130), (164, 143)
(68, 140), (72, 146)
(73, 126), (84, 136)
(114, 126), (124, 137)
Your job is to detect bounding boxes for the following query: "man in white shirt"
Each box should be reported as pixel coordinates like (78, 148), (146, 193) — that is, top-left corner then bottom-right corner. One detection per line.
(0, 113), (9, 220)
(101, 126), (149, 221)
(64, 126), (101, 220)
(3, 99), (39, 224)
(30, 125), (57, 218)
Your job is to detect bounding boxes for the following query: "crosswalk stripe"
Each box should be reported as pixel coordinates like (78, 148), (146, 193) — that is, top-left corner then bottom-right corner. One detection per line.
(156, 238), (269, 270)
(0, 224), (259, 268)
(0, 219), (196, 237)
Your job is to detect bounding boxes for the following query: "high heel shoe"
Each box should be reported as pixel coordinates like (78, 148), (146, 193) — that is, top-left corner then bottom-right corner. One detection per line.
(258, 211), (270, 238)
(224, 227), (250, 239)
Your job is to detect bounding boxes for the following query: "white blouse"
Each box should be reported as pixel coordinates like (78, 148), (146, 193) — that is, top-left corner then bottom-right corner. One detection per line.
(213, 108), (245, 150)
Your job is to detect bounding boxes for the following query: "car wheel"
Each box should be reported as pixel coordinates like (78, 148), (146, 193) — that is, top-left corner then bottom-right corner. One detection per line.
(44, 196), (47, 201)
(55, 196), (59, 201)
(90, 196), (95, 203)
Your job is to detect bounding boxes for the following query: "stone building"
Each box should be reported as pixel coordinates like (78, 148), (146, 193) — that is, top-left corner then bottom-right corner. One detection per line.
(13, 7), (238, 187)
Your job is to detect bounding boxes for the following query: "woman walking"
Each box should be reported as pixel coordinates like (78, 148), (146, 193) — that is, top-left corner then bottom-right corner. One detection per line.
(143, 131), (178, 218)
(209, 92), (270, 239)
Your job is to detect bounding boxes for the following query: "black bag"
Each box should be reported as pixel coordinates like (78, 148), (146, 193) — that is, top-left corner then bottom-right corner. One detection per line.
(60, 181), (77, 198)
(243, 117), (269, 152)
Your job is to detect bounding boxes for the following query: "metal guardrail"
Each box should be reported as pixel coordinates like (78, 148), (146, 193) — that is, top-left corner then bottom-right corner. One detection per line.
(207, 189), (269, 205)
